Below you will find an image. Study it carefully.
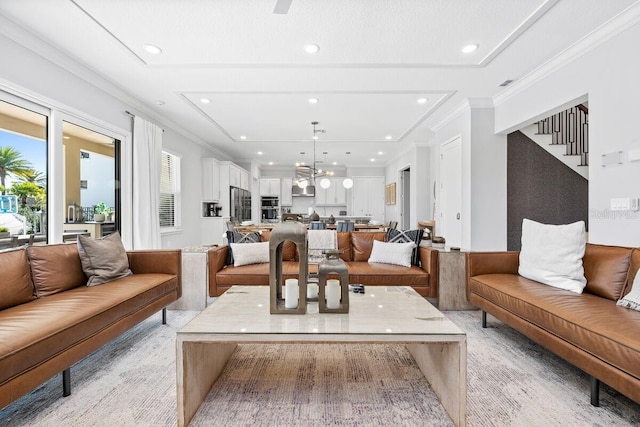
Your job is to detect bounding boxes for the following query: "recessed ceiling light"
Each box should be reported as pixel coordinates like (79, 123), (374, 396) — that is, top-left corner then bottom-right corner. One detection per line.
(308, 98), (319, 104)
(378, 151), (383, 155)
(385, 135), (392, 140)
(304, 44), (320, 54)
(417, 98), (428, 104)
(200, 98), (211, 104)
(461, 43), (479, 53)
(155, 100), (165, 106)
(312, 136), (318, 140)
(332, 161), (337, 165)
(269, 161), (274, 165)
(143, 44), (162, 55)
(240, 135), (247, 140)
(257, 151), (263, 155)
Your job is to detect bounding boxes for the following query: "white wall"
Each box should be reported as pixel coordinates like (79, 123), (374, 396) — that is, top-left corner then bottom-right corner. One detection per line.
(431, 103), (507, 250)
(494, 20), (640, 246)
(384, 144), (431, 229)
(0, 32), (219, 249)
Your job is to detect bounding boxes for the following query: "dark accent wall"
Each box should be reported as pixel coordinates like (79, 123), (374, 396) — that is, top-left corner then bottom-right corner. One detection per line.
(507, 131), (588, 250)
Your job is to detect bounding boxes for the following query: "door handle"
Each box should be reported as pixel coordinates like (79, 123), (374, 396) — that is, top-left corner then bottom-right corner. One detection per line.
(456, 212), (460, 220)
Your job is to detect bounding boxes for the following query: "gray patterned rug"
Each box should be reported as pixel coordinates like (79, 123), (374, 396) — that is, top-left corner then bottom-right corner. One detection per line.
(1, 310), (638, 426)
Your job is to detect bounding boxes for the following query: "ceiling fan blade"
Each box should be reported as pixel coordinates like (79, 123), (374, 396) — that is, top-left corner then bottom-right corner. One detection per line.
(273, 0), (293, 14)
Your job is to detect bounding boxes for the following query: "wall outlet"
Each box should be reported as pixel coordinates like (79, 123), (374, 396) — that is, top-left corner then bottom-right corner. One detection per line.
(610, 197), (639, 211)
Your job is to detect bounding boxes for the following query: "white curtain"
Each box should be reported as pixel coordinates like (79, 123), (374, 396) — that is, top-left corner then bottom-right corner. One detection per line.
(132, 116), (162, 249)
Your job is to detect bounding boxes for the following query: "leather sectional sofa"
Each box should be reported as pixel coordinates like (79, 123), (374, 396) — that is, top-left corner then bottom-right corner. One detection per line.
(466, 243), (640, 406)
(208, 231), (438, 298)
(0, 243), (181, 409)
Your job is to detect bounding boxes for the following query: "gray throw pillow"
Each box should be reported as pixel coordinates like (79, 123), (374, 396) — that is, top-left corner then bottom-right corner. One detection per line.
(77, 231), (133, 286)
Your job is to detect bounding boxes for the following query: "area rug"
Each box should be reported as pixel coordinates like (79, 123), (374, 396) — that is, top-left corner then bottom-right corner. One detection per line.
(1, 310), (638, 426)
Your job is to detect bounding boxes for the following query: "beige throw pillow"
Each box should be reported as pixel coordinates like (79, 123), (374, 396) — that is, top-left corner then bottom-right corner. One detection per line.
(77, 231), (133, 286)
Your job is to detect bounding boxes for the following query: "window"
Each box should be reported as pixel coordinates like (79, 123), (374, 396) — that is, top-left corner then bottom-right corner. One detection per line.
(159, 151), (180, 228)
(0, 99), (48, 241)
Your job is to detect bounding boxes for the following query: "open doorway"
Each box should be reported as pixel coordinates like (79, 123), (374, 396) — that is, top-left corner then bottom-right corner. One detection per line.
(400, 167), (411, 230)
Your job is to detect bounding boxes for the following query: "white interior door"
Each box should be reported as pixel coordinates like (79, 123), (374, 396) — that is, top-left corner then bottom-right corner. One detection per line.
(439, 137), (462, 247)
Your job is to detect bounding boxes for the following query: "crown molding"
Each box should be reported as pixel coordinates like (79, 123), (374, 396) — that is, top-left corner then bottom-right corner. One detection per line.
(493, 1), (640, 107)
(430, 97), (494, 132)
(0, 14), (230, 158)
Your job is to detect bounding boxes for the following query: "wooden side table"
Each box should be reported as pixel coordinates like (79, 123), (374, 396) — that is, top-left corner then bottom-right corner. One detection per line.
(436, 249), (476, 311)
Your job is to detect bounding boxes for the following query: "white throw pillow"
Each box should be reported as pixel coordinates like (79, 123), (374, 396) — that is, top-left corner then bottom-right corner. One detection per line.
(230, 241), (269, 267)
(368, 240), (416, 268)
(617, 269), (640, 311)
(518, 219), (587, 293)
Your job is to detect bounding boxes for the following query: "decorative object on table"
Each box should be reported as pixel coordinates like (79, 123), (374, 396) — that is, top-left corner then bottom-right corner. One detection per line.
(349, 284), (365, 294)
(93, 202), (109, 222)
(309, 210), (320, 221)
(432, 236), (446, 249)
(318, 249), (349, 313)
(0, 226), (9, 238)
(328, 214), (336, 224)
(269, 221), (308, 314)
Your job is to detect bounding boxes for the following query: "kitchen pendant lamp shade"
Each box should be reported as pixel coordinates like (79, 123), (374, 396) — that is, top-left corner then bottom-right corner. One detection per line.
(320, 178), (331, 189)
(343, 178), (354, 189)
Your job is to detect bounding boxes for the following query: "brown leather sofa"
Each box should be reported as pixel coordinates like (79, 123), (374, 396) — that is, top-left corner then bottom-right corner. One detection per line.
(0, 243), (182, 409)
(208, 231), (438, 298)
(466, 243), (640, 406)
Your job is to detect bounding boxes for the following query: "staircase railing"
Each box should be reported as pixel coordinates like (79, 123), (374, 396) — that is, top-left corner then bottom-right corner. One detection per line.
(537, 104), (589, 166)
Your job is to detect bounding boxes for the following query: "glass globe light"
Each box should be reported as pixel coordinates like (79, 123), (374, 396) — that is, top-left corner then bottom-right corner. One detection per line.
(298, 179), (308, 189)
(320, 178), (331, 189)
(342, 178), (353, 189)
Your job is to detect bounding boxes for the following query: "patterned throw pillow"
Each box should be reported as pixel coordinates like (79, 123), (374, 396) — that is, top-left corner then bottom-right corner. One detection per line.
(386, 229), (424, 266)
(226, 231), (261, 265)
(617, 269), (640, 311)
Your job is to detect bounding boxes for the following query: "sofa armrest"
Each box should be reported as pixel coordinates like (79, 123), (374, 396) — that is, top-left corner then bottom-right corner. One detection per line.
(466, 251), (520, 277)
(208, 245), (229, 297)
(127, 249), (182, 298)
(418, 246), (439, 297)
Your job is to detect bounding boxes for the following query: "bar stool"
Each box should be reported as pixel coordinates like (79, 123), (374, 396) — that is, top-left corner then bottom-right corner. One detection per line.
(336, 221), (354, 232)
(310, 221), (326, 230)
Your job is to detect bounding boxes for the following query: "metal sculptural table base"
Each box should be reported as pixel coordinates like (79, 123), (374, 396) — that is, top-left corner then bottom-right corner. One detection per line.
(176, 286), (467, 426)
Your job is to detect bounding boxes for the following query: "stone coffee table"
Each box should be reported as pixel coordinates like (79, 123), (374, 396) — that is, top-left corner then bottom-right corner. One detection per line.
(176, 285), (467, 426)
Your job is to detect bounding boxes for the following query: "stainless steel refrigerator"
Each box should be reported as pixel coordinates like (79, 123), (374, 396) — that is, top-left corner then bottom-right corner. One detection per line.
(230, 186), (252, 223)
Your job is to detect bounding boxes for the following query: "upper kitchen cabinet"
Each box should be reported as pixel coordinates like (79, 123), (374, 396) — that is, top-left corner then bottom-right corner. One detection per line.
(202, 158), (220, 201)
(316, 177), (347, 206)
(228, 162), (249, 190)
(351, 176), (385, 221)
(259, 178), (281, 197)
(281, 177), (293, 206)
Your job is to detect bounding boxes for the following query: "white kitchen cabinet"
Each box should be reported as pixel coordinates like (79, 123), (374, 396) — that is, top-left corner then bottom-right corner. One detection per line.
(351, 176), (385, 221)
(259, 178), (281, 196)
(240, 169), (249, 190)
(201, 158), (220, 201)
(200, 216), (226, 246)
(281, 178), (293, 206)
(229, 164), (242, 188)
(316, 177), (347, 206)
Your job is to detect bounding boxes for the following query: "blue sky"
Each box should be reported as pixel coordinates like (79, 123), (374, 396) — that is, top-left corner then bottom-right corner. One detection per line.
(0, 129), (46, 185)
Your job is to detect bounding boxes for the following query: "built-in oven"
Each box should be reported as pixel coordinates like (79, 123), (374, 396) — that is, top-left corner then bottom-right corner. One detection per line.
(261, 197), (279, 220)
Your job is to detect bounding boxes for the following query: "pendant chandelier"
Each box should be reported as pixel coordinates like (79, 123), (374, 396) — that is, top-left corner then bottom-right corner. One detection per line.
(294, 121), (354, 190)
(295, 121), (333, 189)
